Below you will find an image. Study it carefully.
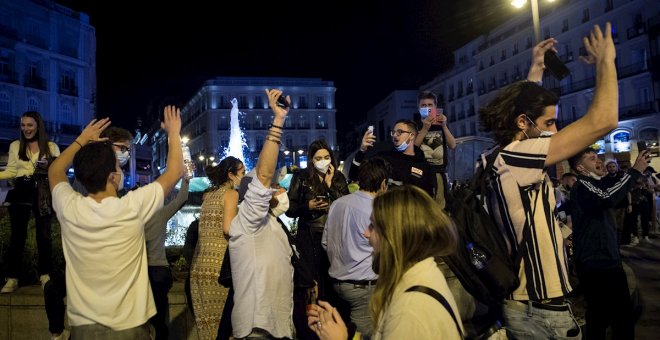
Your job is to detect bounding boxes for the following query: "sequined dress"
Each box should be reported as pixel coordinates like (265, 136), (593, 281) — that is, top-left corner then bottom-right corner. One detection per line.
(189, 184), (231, 340)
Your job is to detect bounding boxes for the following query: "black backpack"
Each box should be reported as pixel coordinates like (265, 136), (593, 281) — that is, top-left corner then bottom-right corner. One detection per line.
(442, 146), (529, 312)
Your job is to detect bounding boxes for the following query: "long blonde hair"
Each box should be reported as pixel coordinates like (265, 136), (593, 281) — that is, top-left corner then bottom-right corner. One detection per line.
(369, 185), (457, 326)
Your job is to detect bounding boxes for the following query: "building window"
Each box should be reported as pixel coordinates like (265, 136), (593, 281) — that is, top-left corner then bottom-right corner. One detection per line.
(605, 0), (613, 12)
(256, 135), (264, 151)
(27, 97), (39, 112)
(582, 9), (590, 23)
(285, 135), (294, 149)
(298, 113), (308, 129)
(255, 114), (264, 129)
(239, 96), (247, 108)
(61, 103), (74, 123)
(562, 19), (569, 32)
(219, 115), (229, 130)
(316, 113), (327, 129)
(285, 116), (294, 128)
(501, 49), (506, 61)
(315, 96), (326, 109)
(0, 92), (10, 116)
(255, 95), (264, 108)
(299, 96), (307, 109)
(300, 135), (308, 148)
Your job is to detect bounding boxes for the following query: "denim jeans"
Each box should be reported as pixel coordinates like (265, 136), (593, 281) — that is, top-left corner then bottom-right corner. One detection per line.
(503, 300), (581, 340)
(333, 282), (375, 338)
(70, 322), (154, 340)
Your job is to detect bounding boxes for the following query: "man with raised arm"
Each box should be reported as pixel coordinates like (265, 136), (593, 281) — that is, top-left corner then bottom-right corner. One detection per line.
(48, 106), (184, 339)
(478, 23), (617, 339)
(229, 89), (295, 339)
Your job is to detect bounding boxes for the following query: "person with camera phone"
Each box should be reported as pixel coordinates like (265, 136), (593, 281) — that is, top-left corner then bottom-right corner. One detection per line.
(1, 111), (60, 295)
(286, 139), (349, 339)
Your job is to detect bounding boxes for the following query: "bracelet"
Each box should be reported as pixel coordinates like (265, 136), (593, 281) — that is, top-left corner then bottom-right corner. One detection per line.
(265, 136), (281, 145)
(73, 140), (83, 148)
(270, 123), (284, 130)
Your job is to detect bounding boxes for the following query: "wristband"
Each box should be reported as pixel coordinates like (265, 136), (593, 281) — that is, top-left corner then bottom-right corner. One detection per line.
(73, 140), (83, 148)
(270, 123), (284, 130)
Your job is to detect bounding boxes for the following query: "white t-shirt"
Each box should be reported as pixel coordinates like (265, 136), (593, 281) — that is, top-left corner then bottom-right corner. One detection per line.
(52, 182), (164, 330)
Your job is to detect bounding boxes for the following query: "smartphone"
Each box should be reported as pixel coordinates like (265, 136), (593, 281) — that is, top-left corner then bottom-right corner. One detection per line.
(276, 94), (290, 108)
(637, 140), (647, 152)
(544, 50), (570, 80)
(367, 125), (374, 134)
(316, 195), (329, 203)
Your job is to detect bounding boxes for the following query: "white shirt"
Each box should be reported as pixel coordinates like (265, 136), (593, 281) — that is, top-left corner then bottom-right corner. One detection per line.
(373, 257), (463, 340)
(52, 182), (164, 330)
(229, 177), (294, 339)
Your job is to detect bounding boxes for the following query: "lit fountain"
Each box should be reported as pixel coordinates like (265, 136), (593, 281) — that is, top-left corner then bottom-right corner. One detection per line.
(166, 97), (251, 245)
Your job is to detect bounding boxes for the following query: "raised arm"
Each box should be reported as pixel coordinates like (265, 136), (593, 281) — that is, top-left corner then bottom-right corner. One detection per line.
(527, 38), (557, 83)
(256, 89), (290, 187)
(546, 23), (618, 166)
(48, 118), (111, 191)
(155, 105), (184, 197)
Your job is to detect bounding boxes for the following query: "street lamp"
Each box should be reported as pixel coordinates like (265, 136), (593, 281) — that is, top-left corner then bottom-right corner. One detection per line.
(283, 149), (305, 167)
(511, 0), (556, 44)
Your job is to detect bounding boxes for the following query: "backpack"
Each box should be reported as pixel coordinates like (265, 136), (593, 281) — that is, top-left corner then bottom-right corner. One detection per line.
(442, 146), (529, 314)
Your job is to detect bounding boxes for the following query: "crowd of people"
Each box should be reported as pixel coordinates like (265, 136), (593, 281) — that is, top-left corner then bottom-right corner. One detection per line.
(0, 21), (658, 340)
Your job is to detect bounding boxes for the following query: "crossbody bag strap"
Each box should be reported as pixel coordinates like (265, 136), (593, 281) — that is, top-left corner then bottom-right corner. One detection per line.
(405, 285), (464, 339)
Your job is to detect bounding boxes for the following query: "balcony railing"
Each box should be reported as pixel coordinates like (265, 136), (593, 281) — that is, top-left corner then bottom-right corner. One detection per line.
(619, 101), (656, 120)
(58, 84), (78, 97)
(24, 75), (46, 90)
(0, 71), (19, 85)
(0, 114), (20, 129)
(627, 25), (647, 40)
(59, 45), (78, 58)
(618, 61), (648, 79)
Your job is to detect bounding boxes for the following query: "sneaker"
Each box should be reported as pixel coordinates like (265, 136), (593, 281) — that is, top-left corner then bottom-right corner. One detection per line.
(1, 278), (18, 293)
(51, 329), (70, 340)
(622, 243), (637, 248)
(631, 236), (640, 246)
(40, 274), (51, 289)
(643, 236), (653, 243)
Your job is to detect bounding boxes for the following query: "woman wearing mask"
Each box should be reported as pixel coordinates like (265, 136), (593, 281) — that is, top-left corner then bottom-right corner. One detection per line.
(287, 139), (349, 339)
(189, 156), (244, 340)
(1, 111), (60, 293)
(307, 186), (463, 340)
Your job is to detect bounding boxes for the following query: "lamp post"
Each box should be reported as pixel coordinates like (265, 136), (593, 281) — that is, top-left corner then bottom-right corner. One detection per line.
(283, 149), (305, 167)
(511, 0), (556, 44)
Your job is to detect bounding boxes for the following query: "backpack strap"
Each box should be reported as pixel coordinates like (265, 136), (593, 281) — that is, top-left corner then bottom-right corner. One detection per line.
(405, 285), (464, 339)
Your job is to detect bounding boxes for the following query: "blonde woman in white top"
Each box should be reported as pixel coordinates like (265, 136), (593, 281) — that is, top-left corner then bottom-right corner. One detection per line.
(308, 185), (463, 340)
(1, 111), (60, 293)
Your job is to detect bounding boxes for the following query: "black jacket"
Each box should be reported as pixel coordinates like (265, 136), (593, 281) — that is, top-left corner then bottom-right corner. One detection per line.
(570, 169), (641, 269)
(349, 146), (436, 197)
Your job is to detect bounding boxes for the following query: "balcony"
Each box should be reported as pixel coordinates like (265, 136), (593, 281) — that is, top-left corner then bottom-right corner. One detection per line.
(59, 45), (78, 58)
(25, 34), (47, 49)
(24, 75), (46, 90)
(60, 123), (81, 135)
(58, 84), (78, 97)
(0, 114), (20, 129)
(618, 61), (648, 79)
(0, 24), (17, 40)
(619, 101), (656, 120)
(627, 25), (647, 40)
(0, 71), (19, 85)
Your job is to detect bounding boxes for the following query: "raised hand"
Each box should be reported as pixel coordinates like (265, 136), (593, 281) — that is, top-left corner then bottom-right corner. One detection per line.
(532, 38), (558, 70)
(77, 118), (111, 145)
(160, 105), (182, 136)
(581, 22), (615, 65)
(360, 128), (376, 152)
(265, 89), (290, 121)
(307, 300), (348, 340)
(632, 150), (651, 173)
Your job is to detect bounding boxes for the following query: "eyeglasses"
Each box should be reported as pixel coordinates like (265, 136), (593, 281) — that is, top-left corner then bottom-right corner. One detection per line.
(112, 144), (131, 153)
(390, 129), (412, 137)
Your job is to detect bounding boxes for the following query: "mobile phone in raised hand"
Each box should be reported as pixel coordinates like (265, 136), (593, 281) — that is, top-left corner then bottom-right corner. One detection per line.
(276, 94), (290, 108)
(637, 140), (647, 152)
(544, 50), (570, 80)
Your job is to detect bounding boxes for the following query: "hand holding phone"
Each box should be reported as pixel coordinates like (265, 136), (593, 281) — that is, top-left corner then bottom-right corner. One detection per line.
(276, 93), (290, 108)
(544, 50), (570, 80)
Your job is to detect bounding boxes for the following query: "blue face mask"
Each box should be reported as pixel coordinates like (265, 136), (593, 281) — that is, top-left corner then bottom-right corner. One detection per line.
(395, 140), (409, 152)
(419, 107), (431, 119)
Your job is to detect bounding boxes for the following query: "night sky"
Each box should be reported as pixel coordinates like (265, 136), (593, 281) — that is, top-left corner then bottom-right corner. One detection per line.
(56, 0), (511, 136)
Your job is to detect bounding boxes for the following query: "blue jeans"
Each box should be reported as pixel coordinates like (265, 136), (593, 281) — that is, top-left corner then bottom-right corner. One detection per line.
(333, 282), (375, 338)
(503, 300), (581, 340)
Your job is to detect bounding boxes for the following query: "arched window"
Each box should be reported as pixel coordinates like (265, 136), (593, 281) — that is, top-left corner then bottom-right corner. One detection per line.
(27, 97), (39, 112)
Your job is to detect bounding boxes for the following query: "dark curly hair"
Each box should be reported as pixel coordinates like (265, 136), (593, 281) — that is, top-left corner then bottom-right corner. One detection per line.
(479, 81), (558, 146)
(206, 156), (243, 188)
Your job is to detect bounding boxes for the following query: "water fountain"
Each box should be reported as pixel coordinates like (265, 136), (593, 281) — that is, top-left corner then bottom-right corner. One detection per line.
(221, 98), (248, 166)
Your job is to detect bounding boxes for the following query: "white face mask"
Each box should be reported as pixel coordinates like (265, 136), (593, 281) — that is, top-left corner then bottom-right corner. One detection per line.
(314, 159), (331, 174)
(586, 171), (602, 180)
(395, 140), (410, 152)
(526, 116), (555, 138)
(116, 150), (130, 167)
(271, 191), (289, 217)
